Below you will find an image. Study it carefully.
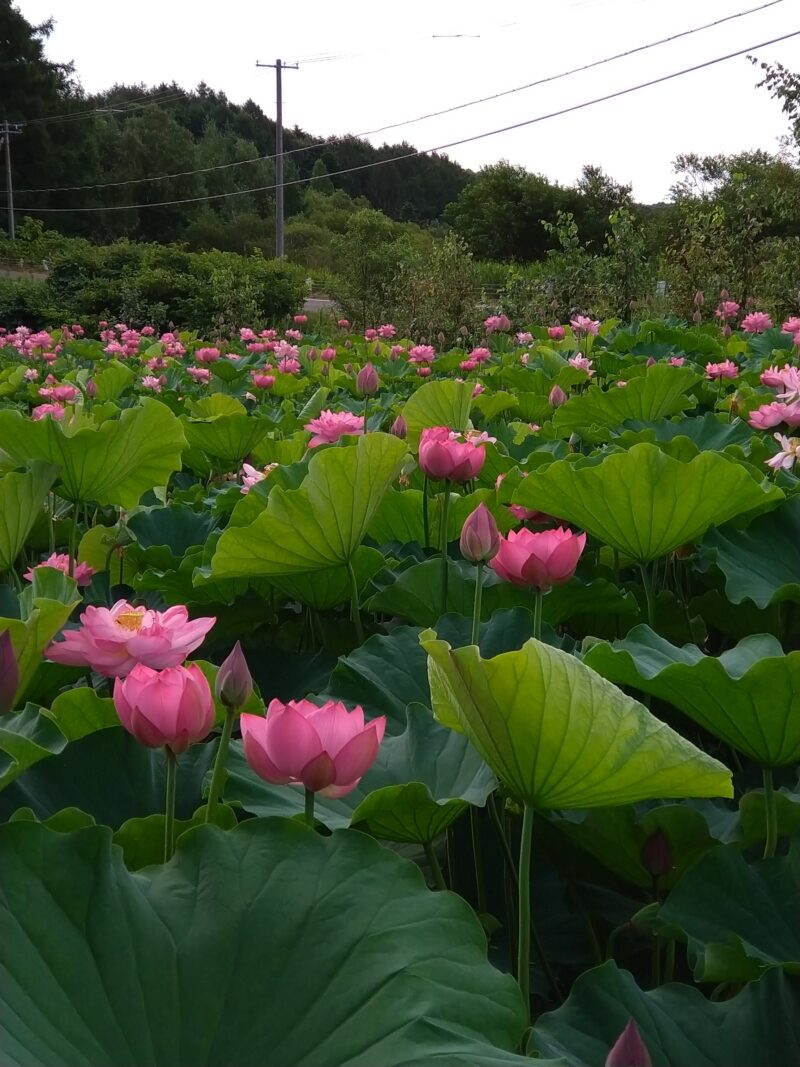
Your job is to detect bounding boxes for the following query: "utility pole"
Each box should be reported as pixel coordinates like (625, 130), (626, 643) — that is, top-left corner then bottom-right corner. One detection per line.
(256, 58), (298, 258)
(1, 122), (23, 240)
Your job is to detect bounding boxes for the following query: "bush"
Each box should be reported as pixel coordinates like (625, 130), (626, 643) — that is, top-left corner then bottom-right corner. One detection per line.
(0, 278), (67, 330)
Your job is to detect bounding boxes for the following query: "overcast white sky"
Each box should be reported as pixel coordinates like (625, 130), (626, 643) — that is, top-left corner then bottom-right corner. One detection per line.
(15, 0), (800, 203)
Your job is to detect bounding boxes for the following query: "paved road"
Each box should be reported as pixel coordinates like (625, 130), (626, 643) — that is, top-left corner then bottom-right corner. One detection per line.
(303, 297), (337, 313)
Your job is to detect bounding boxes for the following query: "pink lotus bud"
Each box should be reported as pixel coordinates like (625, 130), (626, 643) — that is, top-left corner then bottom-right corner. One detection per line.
(418, 427), (486, 483)
(390, 414), (408, 439)
(241, 698), (385, 797)
(0, 630), (19, 714)
(491, 527), (586, 592)
(640, 828), (672, 879)
(693, 290), (704, 307)
(645, 357), (656, 367)
(723, 325), (732, 339)
(460, 503), (500, 564)
(720, 288), (729, 300)
(215, 640), (253, 709)
(293, 314), (308, 325)
(549, 384), (568, 408)
(692, 310), (702, 325)
(437, 332), (446, 345)
(85, 378), (97, 398)
(321, 347), (336, 362)
(337, 319), (350, 328)
(605, 1020), (653, 1067)
(548, 325), (566, 341)
(113, 662), (215, 755)
(307, 346), (318, 361)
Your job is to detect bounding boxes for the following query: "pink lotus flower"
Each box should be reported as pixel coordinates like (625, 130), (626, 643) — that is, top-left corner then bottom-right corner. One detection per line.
(776, 367), (800, 403)
(114, 662), (215, 755)
(548, 325), (566, 341)
(706, 360), (738, 380)
(321, 347), (337, 362)
(472, 382), (485, 397)
(141, 375), (162, 393)
(140, 325), (155, 336)
(241, 698), (385, 797)
(31, 403), (65, 421)
(293, 314), (308, 325)
(408, 345), (436, 364)
(516, 332), (533, 344)
(240, 461), (278, 493)
(749, 402), (789, 430)
(741, 311), (773, 333)
(484, 314), (511, 333)
(46, 600), (216, 677)
(418, 427), (486, 483)
(251, 373), (275, 389)
(337, 319), (350, 329)
(278, 357), (301, 375)
(187, 366), (211, 383)
(491, 527), (586, 592)
(781, 316), (800, 335)
(417, 366), (431, 378)
(470, 347), (491, 363)
(23, 368), (39, 381)
(377, 323), (397, 339)
(570, 315), (600, 336)
(304, 409), (364, 447)
(195, 347), (221, 363)
(549, 384), (568, 407)
(24, 553), (95, 588)
(508, 504), (551, 523)
(715, 300), (740, 321)
(460, 359), (479, 372)
(356, 363), (379, 396)
(389, 344), (405, 359)
(460, 503), (500, 564)
(783, 401), (800, 427)
(766, 433), (800, 471)
(568, 354), (595, 377)
(239, 328), (256, 342)
(284, 329), (303, 342)
(668, 356), (686, 366)
(760, 365), (790, 388)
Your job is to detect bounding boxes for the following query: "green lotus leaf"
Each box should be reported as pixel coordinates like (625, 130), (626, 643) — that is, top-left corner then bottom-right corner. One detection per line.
(584, 626), (800, 766)
(420, 631), (733, 808)
(0, 462), (57, 572)
(181, 412), (271, 467)
(514, 442), (782, 562)
(0, 399), (186, 507)
(552, 364), (702, 435)
(648, 844), (800, 983)
(531, 959), (799, 1067)
(402, 379), (473, 446)
(92, 359), (134, 401)
(618, 412), (753, 452)
(0, 818), (531, 1066)
(210, 433), (407, 577)
(267, 545), (385, 611)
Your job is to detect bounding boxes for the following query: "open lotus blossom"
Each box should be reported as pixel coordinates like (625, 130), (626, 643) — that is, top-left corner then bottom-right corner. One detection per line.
(195, 347), (221, 362)
(516, 331), (533, 344)
(548, 324), (566, 340)
(241, 698), (386, 797)
(568, 354), (595, 376)
(705, 360), (738, 380)
(39, 383), (80, 403)
(715, 300), (740, 320)
(114, 662), (215, 755)
(766, 433), (800, 471)
(460, 359), (479, 372)
(377, 323), (397, 338)
(776, 366), (800, 402)
(760, 364), (792, 388)
(491, 526), (586, 592)
(470, 347), (491, 363)
(187, 366), (210, 383)
(419, 426), (486, 482)
(304, 408), (364, 447)
(24, 553), (95, 588)
(781, 316), (800, 335)
(667, 356), (686, 366)
(31, 402), (65, 421)
(251, 373), (275, 389)
(749, 402), (791, 430)
(408, 344), (436, 364)
(570, 315), (600, 336)
(46, 600), (216, 677)
(241, 461), (278, 494)
(140, 375), (162, 392)
(484, 314), (511, 333)
(278, 357), (301, 374)
(741, 311), (773, 333)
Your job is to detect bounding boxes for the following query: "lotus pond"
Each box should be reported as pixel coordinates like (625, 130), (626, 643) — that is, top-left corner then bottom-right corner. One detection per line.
(0, 311), (799, 1067)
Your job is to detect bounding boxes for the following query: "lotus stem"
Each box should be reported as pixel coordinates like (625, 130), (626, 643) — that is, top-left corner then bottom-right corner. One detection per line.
(533, 588), (543, 641)
(422, 475), (430, 548)
(469, 808), (488, 914)
(363, 395), (369, 434)
(48, 492), (56, 555)
(163, 747), (177, 862)
(471, 562), (484, 646)
(304, 787), (315, 829)
(640, 563), (656, 629)
(517, 803), (534, 1019)
(68, 505), (78, 578)
(423, 839), (448, 891)
(762, 767), (778, 859)
(440, 481), (451, 616)
(205, 707), (236, 824)
(346, 557), (365, 644)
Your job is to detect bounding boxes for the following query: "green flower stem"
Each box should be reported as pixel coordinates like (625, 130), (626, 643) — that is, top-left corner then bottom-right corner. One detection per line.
(422, 476), (430, 548)
(205, 706), (236, 824)
(48, 492), (56, 555)
(517, 803), (534, 1019)
(304, 787), (315, 829)
(363, 395), (369, 434)
(469, 808), (488, 914)
(762, 766), (778, 859)
(640, 563), (657, 629)
(68, 505), (78, 578)
(439, 481), (451, 616)
(533, 588), (543, 641)
(346, 557), (365, 645)
(471, 562), (484, 645)
(423, 839), (448, 891)
(163, 747), (177, 862)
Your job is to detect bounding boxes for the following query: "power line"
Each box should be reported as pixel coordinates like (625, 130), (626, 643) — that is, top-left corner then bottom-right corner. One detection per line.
(13, 0), (785, 195)
(23, 88), (190, 127)
(10, 29), (799, 216)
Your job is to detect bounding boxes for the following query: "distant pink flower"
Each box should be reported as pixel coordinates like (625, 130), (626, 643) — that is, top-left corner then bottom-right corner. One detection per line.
(568, 354), (595, 377)
(408, 345), (436, 364)
(337, 319), (350, 329)
(46, 600), (215, 677)
(364, 328), (378, 341)
(749, 402), (789, 430)
(293, 314), (308, 325)
(520, 353), (529, 365)
(240, 461), (278, 494)
(470, 347), (491, 363)
(195, 347), (221, 363)
(251, 373), (275, 389)
(548, 325), (566, 341)
(389, 344), (405, 359)
(140, 375), (162, 393)
(766, 433), (800, 471)
(140, 325), (155, 336)
(617, 380), (628, 387)
(706, 360), (738, 380)
(484, 314), (511, 333)
(516, 331), (533, 344)
(260, 329), (278, 340)
(570, 315), (600, 336)
(715, 301), (740, 321)
(246, 342), (267, 354)
(284, 329), (303, 342)
(460, 359), (479, 372)
(668, 356), (686, 366)
(31, 403), (65, 421)
(24, 553), (95, 588)
(781, 316), (800, 335)
(304, 409), (364, 447)
(278, 357), (301, 374)
(321, 347), (336, 362)
(417, 366), (431, 377)
(45, 383), (80, 404)
(761, 364), (790, 388)
(23, 368), (39, 381)
(187, 366), (210, 383)
(472, 382), (485, 397)
(741, 311), (773, 333)
(377, 324), (397, 339)
(239, 327), (257, 342)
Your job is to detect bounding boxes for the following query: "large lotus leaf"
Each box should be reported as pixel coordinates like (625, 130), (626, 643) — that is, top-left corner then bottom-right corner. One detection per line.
(181, 412), (271, 467)
(618, 412), (753, 452)
(700, 496), (800, 607)
(552, 365), (702, 435)
(0, 819), (532, 1067)
(649, 844), (800, 983)
(367, 486), (515, 548)
(211, 433), (407, 578)
(0, 400), (186, 507)
(420, 632), (733, 809)
(531, 960), (799, 1067)
(513, 443), (783, 562)
(584, 626), (800, 766)
(267, 545), (385, 611)
(92, 360), (134, 401)
(126, 503), (219, 560)
(0, 568), (81, 705)
(402, 379), (473, 446)
(0, 727), (218, 826)
(0, 462), (57, 572)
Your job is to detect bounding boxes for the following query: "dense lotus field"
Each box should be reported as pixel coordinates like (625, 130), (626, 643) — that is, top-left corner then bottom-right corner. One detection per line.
(1, 306), (800, 1067)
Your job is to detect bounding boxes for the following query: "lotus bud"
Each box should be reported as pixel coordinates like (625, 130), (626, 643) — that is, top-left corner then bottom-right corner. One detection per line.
(215, 640), (253, 709)
(459, 325), (469, 337)
(692, 309), (702, 324)
(373, 343), (381, 357)
(693, 290), (704, 307)
(0, 630), (19, 714)
(438, 332), (446, 345)
(645, 357), (656, 367)
(356, 363), (379, 397)
(307, 346), (318, 361)
(460, 503), (500, 564)
(640, 828), (672, 879)
(605, 1020), (653, 1067)
(390, 414), (408, 439)
(85, 378), (97, 398)
(720, 288), (729, 300)
(549, 384), (568, 408)
(723, 324), (732, 339)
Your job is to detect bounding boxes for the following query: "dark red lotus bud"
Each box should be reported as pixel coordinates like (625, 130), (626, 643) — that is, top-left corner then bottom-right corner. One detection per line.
(640, 828), (672, 879)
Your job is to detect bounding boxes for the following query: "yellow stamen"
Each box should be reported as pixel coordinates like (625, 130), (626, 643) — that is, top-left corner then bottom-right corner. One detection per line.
(116, 610), (145, 632)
